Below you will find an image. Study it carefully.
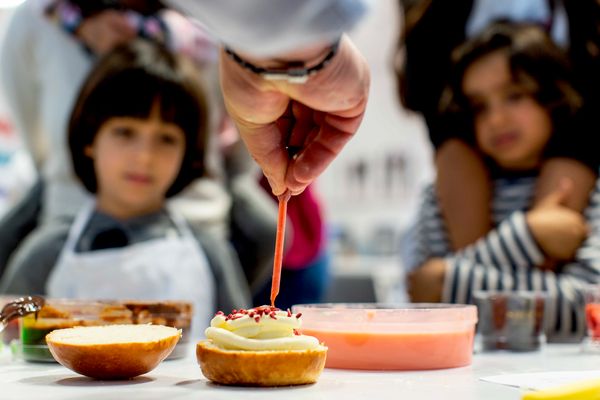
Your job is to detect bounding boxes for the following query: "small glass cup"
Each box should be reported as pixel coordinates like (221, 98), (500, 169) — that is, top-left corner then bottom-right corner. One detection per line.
(583, 284), (600, 350)
(474, 290), (547, 352)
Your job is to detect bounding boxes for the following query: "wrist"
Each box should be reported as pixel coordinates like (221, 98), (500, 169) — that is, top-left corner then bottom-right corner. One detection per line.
(224, 38), (341, 84)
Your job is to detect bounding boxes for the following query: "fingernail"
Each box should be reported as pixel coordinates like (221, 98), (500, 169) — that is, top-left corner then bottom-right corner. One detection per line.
(265, 176), (283, 196)
(286, 146), (302, 160)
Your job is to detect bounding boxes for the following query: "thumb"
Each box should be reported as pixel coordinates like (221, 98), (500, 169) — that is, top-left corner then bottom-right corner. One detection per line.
(537, 178), (573, 208)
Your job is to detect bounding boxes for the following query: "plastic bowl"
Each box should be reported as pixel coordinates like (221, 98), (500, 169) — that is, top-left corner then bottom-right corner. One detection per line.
(292, 303), (477, 370)
(17, 299), (192, 362)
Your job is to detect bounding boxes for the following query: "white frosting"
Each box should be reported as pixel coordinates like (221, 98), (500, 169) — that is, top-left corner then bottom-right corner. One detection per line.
(205, 306), (320, 351)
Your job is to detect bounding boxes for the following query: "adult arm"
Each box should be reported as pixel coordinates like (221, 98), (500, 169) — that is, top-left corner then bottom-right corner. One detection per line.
(220, 35), (370, 195)
(0, 2), (43, 166)
(164, 1), (371, 196)
(435, 139), (492, 250)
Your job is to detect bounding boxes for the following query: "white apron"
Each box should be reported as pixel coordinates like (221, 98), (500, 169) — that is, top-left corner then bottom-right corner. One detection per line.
(47, 202), (215, 336)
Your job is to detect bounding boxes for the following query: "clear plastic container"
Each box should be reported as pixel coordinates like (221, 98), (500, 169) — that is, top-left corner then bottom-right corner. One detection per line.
(292, 303), (477, 370)
(15, 299), (192, 362)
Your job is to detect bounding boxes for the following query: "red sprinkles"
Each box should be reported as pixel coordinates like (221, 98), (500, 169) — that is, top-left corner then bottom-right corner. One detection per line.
(214, 305), (302, 323)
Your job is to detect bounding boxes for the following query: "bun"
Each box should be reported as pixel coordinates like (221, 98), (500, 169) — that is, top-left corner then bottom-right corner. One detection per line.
(196, 340), (327, 386)
(46, 324), (181, 379)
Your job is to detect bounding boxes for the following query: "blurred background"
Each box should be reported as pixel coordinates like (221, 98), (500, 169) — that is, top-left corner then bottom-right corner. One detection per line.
(0, 0), (434, 304)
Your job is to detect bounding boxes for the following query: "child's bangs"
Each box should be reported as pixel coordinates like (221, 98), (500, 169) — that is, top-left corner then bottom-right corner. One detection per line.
(154, 81), (200, 133)
(96, 69), (199, 132)
(510, 70), (540, 96)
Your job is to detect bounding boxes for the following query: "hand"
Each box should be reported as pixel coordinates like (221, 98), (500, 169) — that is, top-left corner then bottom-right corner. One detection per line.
(408, 258), (446, 303)
(220, 35), (370, 196)
(75, 10), (136, 55)
(526, 179), (588, 261)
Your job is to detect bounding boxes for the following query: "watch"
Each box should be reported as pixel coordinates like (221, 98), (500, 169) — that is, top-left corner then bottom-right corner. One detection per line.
(224, 39), (341, 84)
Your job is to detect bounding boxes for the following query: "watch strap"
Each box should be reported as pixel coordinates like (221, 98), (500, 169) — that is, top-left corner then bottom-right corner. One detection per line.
(224, 39), (340, 84)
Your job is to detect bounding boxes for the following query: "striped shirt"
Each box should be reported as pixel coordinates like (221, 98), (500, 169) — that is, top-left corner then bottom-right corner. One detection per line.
(404, 176), (600, 340)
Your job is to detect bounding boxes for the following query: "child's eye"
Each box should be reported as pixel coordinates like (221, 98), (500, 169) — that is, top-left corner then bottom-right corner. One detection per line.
(469, 101), (486, 115)
(505, 88), (527, 103)
(112, 126), (134, 138)
(507, 92), (524, 102)
(159, 133), (181, 145)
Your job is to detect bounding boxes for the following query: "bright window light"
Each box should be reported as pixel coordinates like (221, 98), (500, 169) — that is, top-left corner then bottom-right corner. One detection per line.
(0, 0), (25, 9)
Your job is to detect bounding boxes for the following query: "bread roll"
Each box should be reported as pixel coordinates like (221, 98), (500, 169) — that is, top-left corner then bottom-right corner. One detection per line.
(197, 340), (327, 386)
(46, 324), (181, 379)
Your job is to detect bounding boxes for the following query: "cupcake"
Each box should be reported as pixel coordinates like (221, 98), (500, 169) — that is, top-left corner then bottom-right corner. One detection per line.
(196, 305), (327, 386)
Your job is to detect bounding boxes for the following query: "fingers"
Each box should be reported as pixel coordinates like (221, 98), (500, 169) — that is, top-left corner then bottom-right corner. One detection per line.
(256, 101), (363, 196)
(219, 36), (370, 196)
(238, 121), (290, 196)
(285, 115), (358, 193)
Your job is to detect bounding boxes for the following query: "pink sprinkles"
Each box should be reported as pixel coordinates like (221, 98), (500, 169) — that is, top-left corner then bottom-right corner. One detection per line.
(214, 305), (303, 323)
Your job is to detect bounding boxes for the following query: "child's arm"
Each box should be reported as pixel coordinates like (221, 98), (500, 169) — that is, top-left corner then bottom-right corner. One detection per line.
(442, 256), (596, 338)
(408, 209), (544, 303)
(435, 139), (492, 250)
(406, 179), (588, 305)
(436, 182), (600, 338)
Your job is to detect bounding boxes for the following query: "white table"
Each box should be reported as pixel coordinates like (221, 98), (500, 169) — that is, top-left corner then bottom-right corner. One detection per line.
(1, 343), (599, 400)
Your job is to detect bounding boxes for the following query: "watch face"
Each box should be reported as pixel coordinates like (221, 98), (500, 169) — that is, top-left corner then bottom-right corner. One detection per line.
(262, 71), (310, 84)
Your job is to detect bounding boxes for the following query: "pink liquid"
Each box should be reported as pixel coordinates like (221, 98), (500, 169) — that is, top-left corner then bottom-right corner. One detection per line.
(301, 328), (475, 370)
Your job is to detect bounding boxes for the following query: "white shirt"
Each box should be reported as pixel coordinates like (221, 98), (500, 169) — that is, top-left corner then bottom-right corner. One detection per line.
(165, 0), (371, 56)
(466, 0), (569, 47)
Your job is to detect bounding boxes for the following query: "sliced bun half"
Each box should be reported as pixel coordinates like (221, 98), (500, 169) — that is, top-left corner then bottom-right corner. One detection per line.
(46, 324), (181, 379)
(196, 340), (327, 386)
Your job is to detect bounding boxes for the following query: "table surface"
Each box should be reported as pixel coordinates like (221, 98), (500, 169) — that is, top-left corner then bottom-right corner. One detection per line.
(2, 343), (599, 400)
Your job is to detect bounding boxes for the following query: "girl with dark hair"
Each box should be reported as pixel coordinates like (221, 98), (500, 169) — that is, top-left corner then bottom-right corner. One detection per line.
(0, 40), (251, 335)
(404, 23), (600, 340)
(396, 0), (600, 253)
(0, 0), (218, 281)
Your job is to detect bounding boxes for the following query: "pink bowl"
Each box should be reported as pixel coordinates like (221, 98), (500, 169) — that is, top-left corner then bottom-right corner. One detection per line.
(293, 303), (477, 371)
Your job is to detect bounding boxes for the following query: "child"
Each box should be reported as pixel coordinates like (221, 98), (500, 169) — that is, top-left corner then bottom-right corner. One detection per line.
(0, 40), (251, 333)
(404, 22), (600, 340)
(396, 1), (599, 252)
